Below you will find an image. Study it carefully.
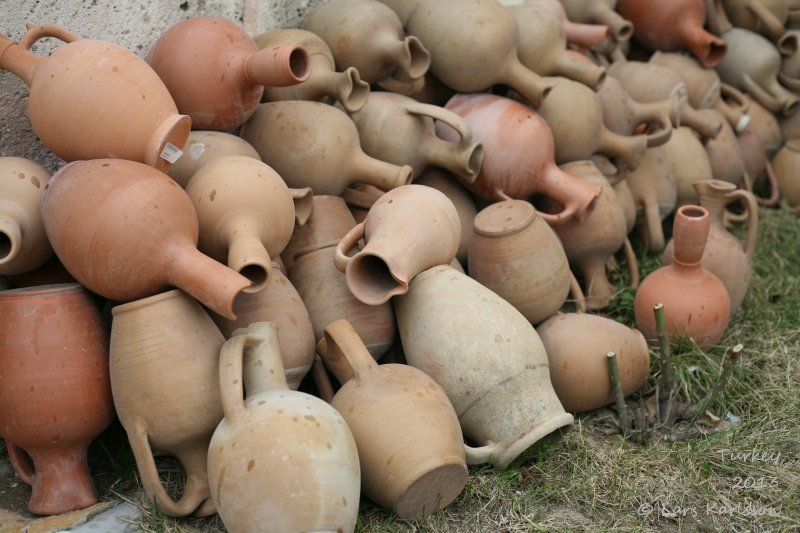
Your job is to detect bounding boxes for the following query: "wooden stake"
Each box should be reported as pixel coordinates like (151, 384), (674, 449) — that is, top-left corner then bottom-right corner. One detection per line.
(654, 303), (673, 399)
(607, 352), (633, 430)
(694, 344), (744, 422)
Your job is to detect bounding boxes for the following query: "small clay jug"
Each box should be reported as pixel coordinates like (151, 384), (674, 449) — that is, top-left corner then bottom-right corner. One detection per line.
(559, 0), (633, 43)
(303, 0), (430, 94)
(737, 125), (780, 206)
(440, 93), (602, 224)
(185, 155), (308, 293)
(467, 200), (573, 325)
(517, 0), (610, 50)
(347, 92), (484, 183)
(110, 290), (224, 517)
(167, 131), (261, 188)
(704, 110), (748, 188)
(618, 0), (727, 67)
(241, 101), (413, 195)
(211, 266), (315, 389)
(0, 157), (52, 276)
(317, 320), (467, 518)
(635, 205), (731, 348)
(744, 94), (784, 155)
(625, 146), (678, 253)
(661, 127), (716, 206)
(722, 0), (789, 41)
(537, 313), (650, 413)
(335, 185), (460, 305)
(208, 322), (361, 533)
(41, 159), (251, 320)
(395, 265), (574, 469)
(663, 180), (758, 314)
(0, 24), (190, 171)
(771, 139), (800, 206)
(255, 29), (370, 112)
(0, 284), (113, 515)
(149, 17), (310, 131)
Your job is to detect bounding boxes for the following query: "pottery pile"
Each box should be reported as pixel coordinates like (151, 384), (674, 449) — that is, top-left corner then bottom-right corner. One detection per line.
(0, 0), (794, 530)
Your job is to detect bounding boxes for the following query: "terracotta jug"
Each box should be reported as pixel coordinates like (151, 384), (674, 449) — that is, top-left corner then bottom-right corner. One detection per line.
(40, 159), (251, 320)
(0, 24), (190, 171)
(404, 0), (555, 107)
(317, 320), (467, 518)
(185, 155), (306, 293)
(241, 101), (413, 195)
(346, 92), (484, 183)
(661, 127), (716, 206)
(211, 266), (315, 389)
(440, 93), (602, 224)
(771, 139), (800, 206)
(303, 0), (430, 94)
(416, 170), (477, 266)
(509, 5), (607, 89)
(516, 0), (610, 50)
(617, 0), (727, 68)
(625, 146), (678, 253)
(467, 200), (573, 324)
(635, 205), (731, 348)
(537, 313), (650, 413)
(148, 17), (310, 131)
(0, 284), (113, 515)
(743, 94), (784, 155)
(722, 0), (789, 40)
(663, 180), (758, 314)
(395, 265), (574, 469)
(167, 131), (261, 188)
(704, 110), (748, 188)
(558, 0), (633, 43)
(208, 322), (361, 533)
(737, 125), (780, 205)
(335, 185), (460, 305)
(716, 27), (800, 116)
(0, 157), (52, 276)
(110, 290), (224, 516)
(255, 29), (370, 112)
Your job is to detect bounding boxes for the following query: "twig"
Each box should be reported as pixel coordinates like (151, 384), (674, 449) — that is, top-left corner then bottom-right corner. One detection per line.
(607, 352), (633, 431)
(654, 303), (673, 396)
(691, 344), (743, 425)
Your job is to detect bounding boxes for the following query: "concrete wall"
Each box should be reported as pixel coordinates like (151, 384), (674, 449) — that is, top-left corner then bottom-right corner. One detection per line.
(0, 0), (325, 172)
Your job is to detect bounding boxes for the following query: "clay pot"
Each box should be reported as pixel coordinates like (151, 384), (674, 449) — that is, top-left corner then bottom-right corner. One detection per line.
(663, 180), (758, 314)
(517, 0), (610, 50)
(538, 313), (650, 412)
(208, 322), (361, 533)
(737, 125), (780, 205)
(723, 0), (788, 40)
(167, 131), (261, 188)
(2, 256), (75, 289)
(255, 29), (370, 112)
(303, 0), (430, 94)
(467, 200), (572, 324)
(618, 0), (727, 67)
(185, 155), (303, 293)
(335, 185), (460, 305)
(771, 139), (800, 205)
(744, 94), (784, 156)
(613, 175), (638, 233)
(716, 28), (800, 116)
(317, 320), (467, 518)
(779, 34), (800, 89)
(149, 17), (310, 131)
(704, 110), (748, 188)
(559, 0), (633, 43)
(395, 265), (574, 469)
(0, 284), (113, 515)
(0, 157), (52, 276)
(440, 93), (602, 224)
(347, 91), (484, 183)
(110, 290), (224, 516)
(404, 0), (555, 107)
(661, 127), (716, 206)
(635, 205), (731, 348)
(0, 24), (190, 171)
(282, 195), (359, 270)
(376, 0), (420, 24)
(241, 101), (413, 195)
(625, 146), (678, 253)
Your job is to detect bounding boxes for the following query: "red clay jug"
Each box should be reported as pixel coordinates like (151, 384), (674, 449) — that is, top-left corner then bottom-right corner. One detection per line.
(0, 284), (113, 515)
(167, 131), (261, 188)
(0, 24), (190, 171)
(148, 17), (310, 131)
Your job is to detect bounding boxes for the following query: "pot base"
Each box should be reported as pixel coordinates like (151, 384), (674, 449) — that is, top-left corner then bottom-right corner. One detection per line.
(394, 462), (467, 519)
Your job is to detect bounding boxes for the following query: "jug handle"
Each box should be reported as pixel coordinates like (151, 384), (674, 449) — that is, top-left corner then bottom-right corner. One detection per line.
(219, 332), (271, 426)
(18, 23), (80, 50)
(569, 271), (587, 314)
(642, 197), (665, 253)
(464, 443), (497, 466)
(758, 160), (781, 207)
(334, 222), (365, 273)
(5, 442), (35, 485)
(622, 238), (641, 289)
(726, 189), (759, 261)
(746, 0), (786, 40)
(740, 75), (783, 113)
(316, 319), (376, 385)
(405, 102), (472, 145)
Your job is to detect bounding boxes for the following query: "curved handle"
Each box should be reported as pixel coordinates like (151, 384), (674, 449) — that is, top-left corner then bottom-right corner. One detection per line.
(406, 101), (472, 145)
(758, 159), (781, 206)
(726, 189), (759, 261)
(311, 355), (335, 403)
(334, 222), (365, 273)
(18, 23), (80, 50)
(621, 238), (641, 289)
(464, 442), (497, 466)
(316, 319), (376, 385)
(642, 197), (665, 253)
(340, 183), (384, 209)
(719, 83), (749, 113)
(5, 441), (35, 485)
(741, 75), (783, 113)
(747, 0), (786, 40)
(218, 334), (249, 426)
(569, 270), (587, 314)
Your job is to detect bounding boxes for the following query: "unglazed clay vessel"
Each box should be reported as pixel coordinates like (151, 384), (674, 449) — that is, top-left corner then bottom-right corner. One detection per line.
(304, 0), (430, 94)
(618, 0), (727, 67)
(208, 322), (361, 533)
(661, 127), (716, 206)
(516, 0), (610, 49)
(0, 157), (52, 275)
(440, 93), (602, 224)
(167, 131), (261, 187)
(110, 290), (224, 517)
(704, 109), (748, 188)
(317, 320), (467, 518)
(395, 265), (574, 469)
(0, 284), (113, 515)
(347, 92), (483, 183)
(211, 266), (315, 389)
(537, 313), (650, 413)
(0, 24), (189, 171)
(743, 94), (784, 155)
(149, 17), (310, 130)
(467, 200), (572, 325)
(635, 205), (731, 348)
(335, 185), (460, 305)
(625, 146), (678, 252)
(663, 180), (758, 314)
(723, 0), (789, 40)
(771, 139), (800, 205)
(559, 0), (633, 43)
(241, 101), (413, 195)
(255, 29), (370, 112)
(416, 170), (477, 265)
